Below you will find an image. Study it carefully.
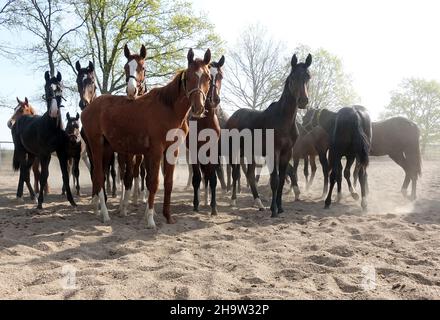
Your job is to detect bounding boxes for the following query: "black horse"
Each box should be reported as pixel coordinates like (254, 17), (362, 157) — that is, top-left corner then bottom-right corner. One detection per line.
(12, 71), (76, 209)
(225, 53), (312, 217)
(324, 106), (371, 210)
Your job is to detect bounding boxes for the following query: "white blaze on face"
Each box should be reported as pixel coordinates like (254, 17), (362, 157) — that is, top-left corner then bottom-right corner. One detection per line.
(194, 69), (204, 108)
(127, 59), (138, 98)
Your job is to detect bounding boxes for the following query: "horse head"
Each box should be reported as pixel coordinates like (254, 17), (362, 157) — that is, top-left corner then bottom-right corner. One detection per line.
(287, 53), (312, 109)
(7, 97), (35, 129)
(76, 61), (96, 109)
(206, 55), (225, 110)
(65, 112), (81, 144)
(124, 44), (147, 99)
(183, 48), (212, 118)
(44, 71), (64, 118)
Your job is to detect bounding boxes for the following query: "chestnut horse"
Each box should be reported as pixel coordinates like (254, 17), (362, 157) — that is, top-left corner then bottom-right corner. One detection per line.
(7, 97), (48, 200)
(225, 53), (312, 217)
(187, 55), (225, 215)
(117, 44), (148, 215)
(353, 117), (421, 200)
(82, 48), (212, 227)
(12, 72), (76, 208)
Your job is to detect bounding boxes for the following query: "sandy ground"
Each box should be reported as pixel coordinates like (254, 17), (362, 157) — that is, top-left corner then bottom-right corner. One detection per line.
(0, 155), (439, 300)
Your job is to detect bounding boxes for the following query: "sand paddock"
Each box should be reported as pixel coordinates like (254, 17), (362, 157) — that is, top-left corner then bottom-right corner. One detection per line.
(0, 155), (439, 299)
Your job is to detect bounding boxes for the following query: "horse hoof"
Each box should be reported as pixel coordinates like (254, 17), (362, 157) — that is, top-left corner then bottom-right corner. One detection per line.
(102, 217), (111, 223)
(37, 204), (43, 210)
(278, 208), (284, 214)
(16, 197), (25, 204)
(271, 212), (279, 218)
(351, 193), (359, 201)
(230, 199), (237, 207)
(211, 208), (218, 216)
(193, 207), (199, 212)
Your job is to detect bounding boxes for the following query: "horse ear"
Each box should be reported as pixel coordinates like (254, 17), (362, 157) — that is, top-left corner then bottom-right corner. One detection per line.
(75, 61), (81, 72)
(140, 44), (146, 59)
(56, 71), (62, 82)
(76, 112), (80, 120)
(88, 61), (94, 72)
(218, 55), (225, 68)
(203, 49), (211, 65)
(16, 97), (21, 104)
(291, 54), (298, 68)
(187, 48), (194, 65)
(305, 54), (312, 68)
(124, 44), (130, 59)
(25, 97), (29, 105)
(45, 71), (50, 82)
(66, 112), (71, 120)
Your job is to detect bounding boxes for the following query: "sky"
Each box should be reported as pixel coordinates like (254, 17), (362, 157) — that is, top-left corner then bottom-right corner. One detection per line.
(1, 0), (440, 145)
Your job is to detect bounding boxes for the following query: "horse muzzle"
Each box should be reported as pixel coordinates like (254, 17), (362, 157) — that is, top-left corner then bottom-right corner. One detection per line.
(7, 120), (14, 129)
(297, 97), (309, 109)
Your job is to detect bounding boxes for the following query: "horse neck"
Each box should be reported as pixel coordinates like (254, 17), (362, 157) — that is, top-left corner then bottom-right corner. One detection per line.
(160, 72), (191, 125)
(276, 82), (298, 128)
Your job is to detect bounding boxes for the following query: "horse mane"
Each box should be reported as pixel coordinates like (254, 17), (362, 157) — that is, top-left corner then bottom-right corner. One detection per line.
(27, 103), (37, 115)
(148, 70), (184, 108)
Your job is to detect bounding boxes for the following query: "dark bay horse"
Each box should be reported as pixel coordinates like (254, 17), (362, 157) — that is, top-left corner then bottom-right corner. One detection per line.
(62, 112), (87, 196)
(187, 55), (225, 215)
(225, 53), (312, 217)
(76, 60), (116, 198)
(12, 72), (76, 209)
(7, 97), (47, 201)
(353, 117), (421, 200)
(117, 44), (148, 215)
(82, 48), (212, 227)
(325, 105), (371, 210)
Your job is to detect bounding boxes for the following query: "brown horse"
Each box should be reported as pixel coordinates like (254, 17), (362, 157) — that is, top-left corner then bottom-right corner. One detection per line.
(187, 55), (225, 215)
(82, 48), (212, 226)
(7, 97), (48, 200)
(117, 44), (148, 215)
(353, 117), (421, 200)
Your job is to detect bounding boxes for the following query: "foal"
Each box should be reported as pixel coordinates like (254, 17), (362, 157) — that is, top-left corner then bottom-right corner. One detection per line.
(118, 44), (148, 215)
(82, 48), (212, 227)
(226, 53), (312, 217)
(187, 56), (225, 215)
(12, 72), (76, 208)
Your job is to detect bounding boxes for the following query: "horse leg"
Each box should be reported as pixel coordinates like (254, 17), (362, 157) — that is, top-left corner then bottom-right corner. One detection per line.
(209, 165), (218, 216)
(324, 154), (338, 209)
(358, 165), (368, 211)
(276, 151), (290, 214)
(289, 159), (300, 200)
(140, 158), (147, 203)
(185, 148), (192, 190)
(120, 155), (134, 217)
(303, 155), (309, 186)
(307, 155), (317, 190)
(62, 159), (71, 196)
(230, 164), (240, 207)
(37, 155), (50, 210)
(32, 159), (40, 195)
(270, 164), (280, 218)
(73, 156), (80, 196)
(203, 172), (210, 207)
(226, 164), (232, 193)
(353, 161), (360, 188)
(192, 163), (201, 212)
(132, 154), (142, 205)
(111, 154), (117, 198)
(216, 163), (227, 191)
(241, 162), (249, 188)
(344, 156), (359, 200)
(144, 151), (162, 228)
(16, 159), (26, 203)
(319, 151), (329, 199)
(162, 150), (176, 224)
(90, 138), (110, 222)
(336, 160), (343, 203)
(24, 154), (36, 201)
(388, 152), (411, 198)
(57, 149), (76, 207)
(246, 163), (264, 211)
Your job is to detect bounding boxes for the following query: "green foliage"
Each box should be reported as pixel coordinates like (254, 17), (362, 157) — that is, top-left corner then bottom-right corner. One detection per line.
(72, 0), (222, 94)
(382, 78), (440, 150)
(294, 44), (358, 111)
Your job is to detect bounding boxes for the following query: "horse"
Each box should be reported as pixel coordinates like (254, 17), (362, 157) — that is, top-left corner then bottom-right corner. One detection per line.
(353, 117), (421, 200)
(117, 44), (148, 215)
(225, 53), (312, 217)
(75, 60), (116, 197)
(62, 112), (88, 196)
(7, 97), (48, 200)
(187, 55), (225, 215)
(81, 48), (212, 227)
(12, 71), (76, 209)
(324, 105), (371, 210)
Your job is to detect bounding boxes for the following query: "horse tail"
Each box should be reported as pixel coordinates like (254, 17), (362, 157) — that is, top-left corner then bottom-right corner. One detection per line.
(12, 148), (20, 171)
(408, 122), (422, 177)
(353, 111), (370, 169)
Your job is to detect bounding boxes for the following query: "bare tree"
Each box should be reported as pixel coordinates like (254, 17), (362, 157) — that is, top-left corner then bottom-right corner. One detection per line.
(1, 0), (86, 77)
(223, 24), (288, 110)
